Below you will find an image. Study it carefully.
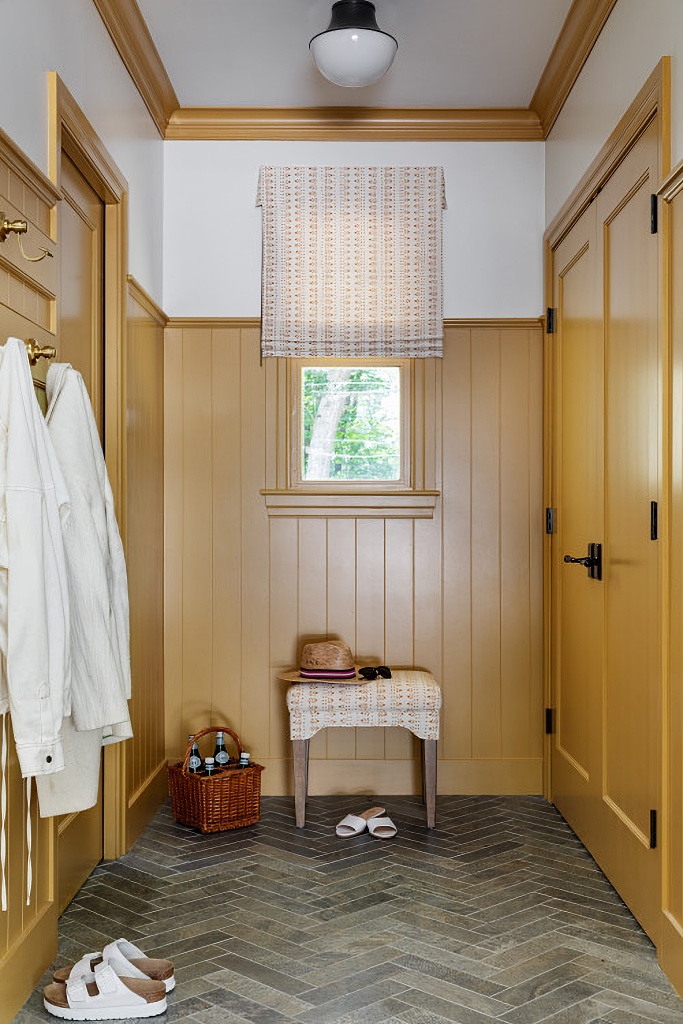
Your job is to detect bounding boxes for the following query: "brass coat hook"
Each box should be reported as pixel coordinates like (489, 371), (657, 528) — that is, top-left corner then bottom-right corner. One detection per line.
(24, 339), (57, 366)
(0, 211), (53, 262)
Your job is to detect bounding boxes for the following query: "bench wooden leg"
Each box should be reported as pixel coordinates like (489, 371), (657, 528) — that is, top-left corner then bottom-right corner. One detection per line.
(292, 739), (309, 827)
(422, 739), (437, 829)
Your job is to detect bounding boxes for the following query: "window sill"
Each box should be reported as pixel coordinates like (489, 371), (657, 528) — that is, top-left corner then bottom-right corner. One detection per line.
(261, 489), (440, 519)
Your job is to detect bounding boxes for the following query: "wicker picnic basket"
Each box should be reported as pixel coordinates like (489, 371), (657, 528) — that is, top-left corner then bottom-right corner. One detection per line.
(168, 726), (264, 833)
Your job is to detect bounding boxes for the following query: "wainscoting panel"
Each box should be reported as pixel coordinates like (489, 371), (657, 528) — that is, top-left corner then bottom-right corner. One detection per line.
(123, 279), (167, 847)
(164, 321), (544, 796)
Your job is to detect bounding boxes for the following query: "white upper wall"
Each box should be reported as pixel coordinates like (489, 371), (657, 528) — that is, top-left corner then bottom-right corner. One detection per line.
(0, 0), (163, 305)
(546, 0), (683, 225)
(163, 140), (545, 319)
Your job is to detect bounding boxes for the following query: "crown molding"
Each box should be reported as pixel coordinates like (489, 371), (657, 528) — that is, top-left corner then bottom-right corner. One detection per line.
(92, 0), (615, 142)
(164, 106), (544, 141)
(530, 0), (619, 137)
(91, 0), (179, 137)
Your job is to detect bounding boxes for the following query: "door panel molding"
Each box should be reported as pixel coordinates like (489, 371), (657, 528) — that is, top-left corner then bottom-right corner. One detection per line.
(49, 74), (128, 861)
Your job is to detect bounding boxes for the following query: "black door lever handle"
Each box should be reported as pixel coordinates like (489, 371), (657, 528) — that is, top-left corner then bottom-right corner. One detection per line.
(563, 555), (592, 567)
(565, 544), (602, 577)
(563, 543), (602, 581)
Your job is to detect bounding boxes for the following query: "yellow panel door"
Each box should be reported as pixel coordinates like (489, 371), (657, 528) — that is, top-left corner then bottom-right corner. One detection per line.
(550, 117), (661, 944)
(597, 116), (661, 943)
(56, 152), (105, 912)
(550, 201), (604, 852)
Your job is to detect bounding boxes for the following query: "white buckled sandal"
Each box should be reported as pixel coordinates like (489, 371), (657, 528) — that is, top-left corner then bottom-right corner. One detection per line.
(53, 938), (175, 992)
(44, 960), (167, 1020)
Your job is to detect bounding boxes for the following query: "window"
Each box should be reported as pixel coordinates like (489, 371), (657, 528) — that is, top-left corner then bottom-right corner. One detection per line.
(262, 356), (439, 519)
(297, 363), (405, 485)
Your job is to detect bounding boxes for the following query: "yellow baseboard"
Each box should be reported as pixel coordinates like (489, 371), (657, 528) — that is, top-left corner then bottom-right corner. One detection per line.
(125, 759), (169, 850)
(0, 899), (57, 1024)
(259, 757), (543, 797)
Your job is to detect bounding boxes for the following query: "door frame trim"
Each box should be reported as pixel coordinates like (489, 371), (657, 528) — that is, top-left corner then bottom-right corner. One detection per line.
(543, 58), (671, 801)
(48, 73), (129, 860)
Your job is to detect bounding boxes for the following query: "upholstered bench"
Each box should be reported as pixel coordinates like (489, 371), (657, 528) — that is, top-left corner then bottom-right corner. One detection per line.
(286, 669), (442, 829)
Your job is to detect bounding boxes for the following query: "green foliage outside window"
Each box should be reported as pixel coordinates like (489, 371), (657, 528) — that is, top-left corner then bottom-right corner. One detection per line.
(302, 366), (401, 481)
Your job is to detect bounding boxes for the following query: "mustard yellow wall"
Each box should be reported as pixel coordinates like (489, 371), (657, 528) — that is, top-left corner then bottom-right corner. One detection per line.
(164, 321), (544, 795)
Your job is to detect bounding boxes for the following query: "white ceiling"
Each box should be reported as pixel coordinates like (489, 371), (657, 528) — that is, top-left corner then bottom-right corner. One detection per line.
(136, 0), (574, 109)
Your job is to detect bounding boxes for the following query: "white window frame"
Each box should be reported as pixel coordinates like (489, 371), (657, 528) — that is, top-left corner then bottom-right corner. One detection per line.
(290, 358), (411, 491)
(262, 356), (440, 519)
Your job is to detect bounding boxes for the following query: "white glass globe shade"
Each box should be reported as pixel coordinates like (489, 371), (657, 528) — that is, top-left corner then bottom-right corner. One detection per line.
(310, 28), (397, 87)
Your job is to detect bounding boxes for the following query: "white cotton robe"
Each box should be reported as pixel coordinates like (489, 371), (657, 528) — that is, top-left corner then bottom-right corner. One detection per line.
(35, 362), (132, 818)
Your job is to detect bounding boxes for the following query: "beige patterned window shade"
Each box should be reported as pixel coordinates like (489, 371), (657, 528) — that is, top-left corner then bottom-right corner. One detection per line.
(256, 166), (446, 359)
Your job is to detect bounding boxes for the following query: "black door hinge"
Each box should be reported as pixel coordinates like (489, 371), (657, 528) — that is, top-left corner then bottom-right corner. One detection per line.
(650, 809), (657, 849)
(651, 500), (658, 540)
(546, 508), (556, 534)
(545, 708), (554, 734)
(651, 194), (658, 234)
(546, 307), (556, 334)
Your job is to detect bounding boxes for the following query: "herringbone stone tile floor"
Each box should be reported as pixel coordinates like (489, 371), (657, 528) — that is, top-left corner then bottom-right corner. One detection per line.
(15, 795), (683, 1024)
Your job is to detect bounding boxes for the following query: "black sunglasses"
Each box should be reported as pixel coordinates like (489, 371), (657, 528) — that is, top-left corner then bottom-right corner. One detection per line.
(358, 666), (392, 680)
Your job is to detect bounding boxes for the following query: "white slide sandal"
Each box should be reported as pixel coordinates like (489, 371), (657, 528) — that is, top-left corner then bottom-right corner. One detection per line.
(367, 815), (397, 839)
(53, 938), (175, 992)
(335, 805), (385, 837)
(44, 960), (167, 1020)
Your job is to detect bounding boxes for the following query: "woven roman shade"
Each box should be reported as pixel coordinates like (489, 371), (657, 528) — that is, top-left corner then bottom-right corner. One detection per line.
(257, 166), (446, 358)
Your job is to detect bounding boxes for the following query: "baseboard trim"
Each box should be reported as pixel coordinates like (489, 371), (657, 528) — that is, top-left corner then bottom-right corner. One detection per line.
(259, 757), (543, 797)
(0, 899), (57, 1024)
(660, 911), (683, 998)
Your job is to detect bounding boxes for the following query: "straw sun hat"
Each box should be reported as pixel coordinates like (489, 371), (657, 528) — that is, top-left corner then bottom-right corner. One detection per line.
(277, 639), (363, 684)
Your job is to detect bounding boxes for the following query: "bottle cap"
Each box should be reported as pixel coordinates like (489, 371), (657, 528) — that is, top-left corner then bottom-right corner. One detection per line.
(241, 752), (250, 758)
(205, 756), (215, 764)
(216, 730), (224, 738)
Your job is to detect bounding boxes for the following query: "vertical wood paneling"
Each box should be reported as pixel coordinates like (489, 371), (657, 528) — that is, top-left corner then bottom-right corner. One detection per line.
(326, 519), (358, 760)
(239, 329), (271, 758)
(528, 328), (544, 763)
(164, 321), (544, 797)
(124, 284), (164, 794)
(385, 519), (415, 759)
(211, 329), (243, 729)
(442, 329), (473, 760)
(501, 329), (536, 758)
(163, 329), (184, 754)
(181, 332), (214, 736)
(124, 280), (167, 846)
(355, 519), (387, 760)
(471, 329), (503, 759)
(269, 518), (299, 759)
(298, 518), (329, 760)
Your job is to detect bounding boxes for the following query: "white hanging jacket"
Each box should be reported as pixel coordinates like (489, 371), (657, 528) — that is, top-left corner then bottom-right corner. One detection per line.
(0, 338), (71, 911)
(43, 362), (132, 742)
(0, 339), (71, 774)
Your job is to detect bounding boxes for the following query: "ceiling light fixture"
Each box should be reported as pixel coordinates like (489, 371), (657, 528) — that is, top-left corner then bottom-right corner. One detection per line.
(310, 0), (398, 88)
